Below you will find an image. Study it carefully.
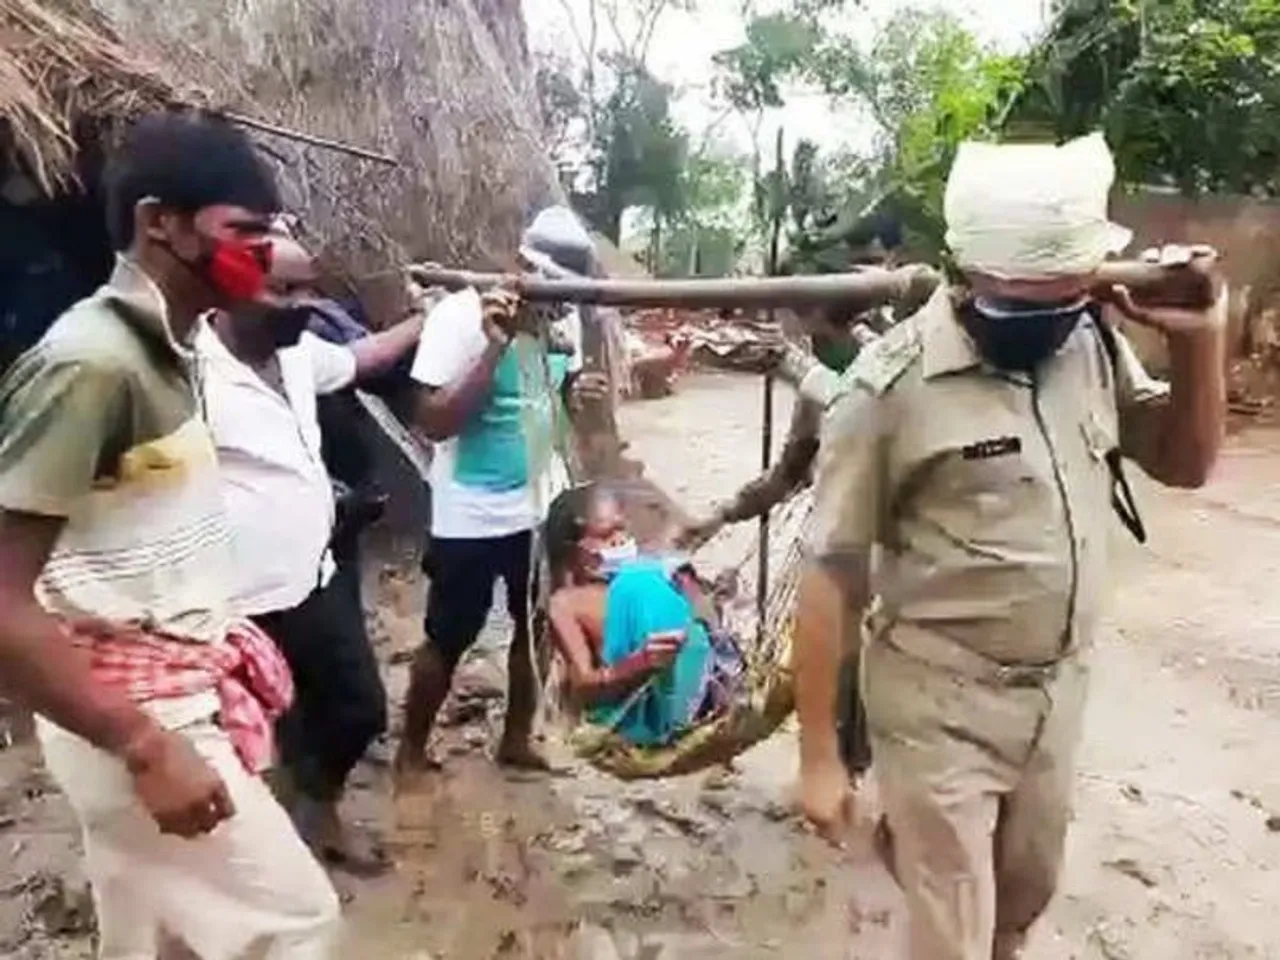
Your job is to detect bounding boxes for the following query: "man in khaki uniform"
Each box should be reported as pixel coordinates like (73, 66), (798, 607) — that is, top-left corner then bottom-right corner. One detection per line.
(678, 264), (939, 777)
(791, 134), (1227, 959)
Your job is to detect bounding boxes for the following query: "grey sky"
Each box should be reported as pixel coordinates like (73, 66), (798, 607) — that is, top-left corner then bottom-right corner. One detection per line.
(524, 0), (1047, 157)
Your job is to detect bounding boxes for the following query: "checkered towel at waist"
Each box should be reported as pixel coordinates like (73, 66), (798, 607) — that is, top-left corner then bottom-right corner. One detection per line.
(58, 617), (294, 774)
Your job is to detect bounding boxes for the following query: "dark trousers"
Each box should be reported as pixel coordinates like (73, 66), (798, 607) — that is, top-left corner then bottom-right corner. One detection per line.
(254, 569), (387, 802)
(423, 531), (534, 667)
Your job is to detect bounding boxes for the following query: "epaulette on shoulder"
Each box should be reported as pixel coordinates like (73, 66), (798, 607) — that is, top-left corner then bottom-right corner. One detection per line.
(847, 315), (922, 396)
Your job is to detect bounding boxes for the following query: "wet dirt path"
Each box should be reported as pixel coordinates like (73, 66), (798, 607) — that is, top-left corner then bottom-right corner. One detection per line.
(2, 372), (1279, 958)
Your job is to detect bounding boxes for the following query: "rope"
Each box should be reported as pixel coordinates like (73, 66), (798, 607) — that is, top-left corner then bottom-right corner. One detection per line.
(512, 320), (578, 726)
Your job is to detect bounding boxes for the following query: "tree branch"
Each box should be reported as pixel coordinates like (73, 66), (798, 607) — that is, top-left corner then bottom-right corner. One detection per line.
(553, 0), (594, 65)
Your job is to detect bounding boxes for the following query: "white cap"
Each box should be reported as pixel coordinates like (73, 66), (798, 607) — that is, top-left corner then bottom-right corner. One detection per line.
(944, 132), (1132, 279)
(519, 205), (594, 277)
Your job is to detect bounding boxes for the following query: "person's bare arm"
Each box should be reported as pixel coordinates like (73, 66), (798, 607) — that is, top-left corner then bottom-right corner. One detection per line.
(414, 289), (519, 441)
(793, 550), (871, 819)
(0, 512), (157, 755)
(720, 426), (819, 525)
(548, 593), (677, 706)
(794, 380), (890, 839)
(677, 401), (820, 552)
(414, 350), (505, 441)
(1106, 263), (1226, 489)
(0, 513), (235, 837)
(0, 356), (232, 837)
(349, 312), (424, 384)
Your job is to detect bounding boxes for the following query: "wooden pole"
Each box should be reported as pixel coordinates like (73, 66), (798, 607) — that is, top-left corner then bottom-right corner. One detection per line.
(406, 258), (1219, 313)
(218, 111), (400, 166)
(757, 127), (785, 644)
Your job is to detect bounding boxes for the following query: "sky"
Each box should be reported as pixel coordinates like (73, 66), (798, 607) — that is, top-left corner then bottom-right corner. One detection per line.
(523, 0), (1049, 158)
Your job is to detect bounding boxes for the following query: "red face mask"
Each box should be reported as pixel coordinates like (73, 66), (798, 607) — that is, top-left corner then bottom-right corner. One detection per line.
(205, 239), (272, 302)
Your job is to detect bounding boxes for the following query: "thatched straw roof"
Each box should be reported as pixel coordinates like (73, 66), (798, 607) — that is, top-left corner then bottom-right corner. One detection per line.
(92, 0), (562, 304)
(0, 0), (179, 194)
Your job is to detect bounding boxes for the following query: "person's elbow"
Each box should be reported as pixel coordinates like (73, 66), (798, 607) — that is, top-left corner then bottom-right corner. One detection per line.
(1150, 442), (1219, 490)
(412, 394), (459, 442)
(1136, 421), (1222, 490)
(571, 676), (615, 708)
(563, 658), (614, 708)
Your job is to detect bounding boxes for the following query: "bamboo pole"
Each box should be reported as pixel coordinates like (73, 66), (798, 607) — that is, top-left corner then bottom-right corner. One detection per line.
(406, 258), (1219, 313)
(218, 111), (399, 166)
(757, 126), (785, 646)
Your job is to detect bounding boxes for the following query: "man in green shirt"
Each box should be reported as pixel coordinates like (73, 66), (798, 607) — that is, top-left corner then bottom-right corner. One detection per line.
(0, 113), (338, 959)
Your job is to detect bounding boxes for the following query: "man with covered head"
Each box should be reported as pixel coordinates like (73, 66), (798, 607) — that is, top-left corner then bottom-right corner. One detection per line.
(395, 205), (603, 775)
(793, 133), (1225, 959)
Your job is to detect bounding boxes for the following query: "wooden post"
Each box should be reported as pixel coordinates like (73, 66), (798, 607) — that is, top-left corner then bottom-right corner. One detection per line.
(757, 127), (786, 643)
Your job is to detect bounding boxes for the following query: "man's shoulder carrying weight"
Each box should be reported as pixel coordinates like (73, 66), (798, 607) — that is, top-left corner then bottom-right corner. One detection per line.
(836, 310), (925, 400)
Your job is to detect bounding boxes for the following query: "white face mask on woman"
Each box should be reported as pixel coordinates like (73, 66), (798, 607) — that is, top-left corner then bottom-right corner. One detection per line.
(594, 536), (639, 577)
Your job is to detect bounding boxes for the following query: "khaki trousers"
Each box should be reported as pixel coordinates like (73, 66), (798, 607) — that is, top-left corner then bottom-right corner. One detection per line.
(862, 635), (1089, 960)
(38, 717), (340, 960)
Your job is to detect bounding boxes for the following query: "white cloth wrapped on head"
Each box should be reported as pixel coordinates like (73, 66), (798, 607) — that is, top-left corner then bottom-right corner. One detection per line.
(944, 132), (1133, 280)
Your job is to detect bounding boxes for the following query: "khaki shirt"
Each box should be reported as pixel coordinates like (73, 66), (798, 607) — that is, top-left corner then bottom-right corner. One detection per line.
(809, 287), (1170, 665)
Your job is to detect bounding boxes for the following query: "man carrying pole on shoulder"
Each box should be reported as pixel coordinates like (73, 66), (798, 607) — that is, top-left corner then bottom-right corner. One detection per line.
(792, 133), (1225, 959)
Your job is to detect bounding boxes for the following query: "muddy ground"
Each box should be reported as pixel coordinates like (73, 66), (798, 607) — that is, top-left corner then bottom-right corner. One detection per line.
(2, 371), (1280, 959)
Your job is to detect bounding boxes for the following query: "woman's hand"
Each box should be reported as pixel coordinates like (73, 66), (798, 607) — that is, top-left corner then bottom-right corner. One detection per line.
(641, 630), (686, 672)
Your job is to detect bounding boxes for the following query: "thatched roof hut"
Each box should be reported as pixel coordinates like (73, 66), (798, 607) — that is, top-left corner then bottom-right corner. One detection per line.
(91, 0), (564, 314)
(3, 0), (567, 324)
(0, 0), (180, 195)
(0, 0), (195, 371)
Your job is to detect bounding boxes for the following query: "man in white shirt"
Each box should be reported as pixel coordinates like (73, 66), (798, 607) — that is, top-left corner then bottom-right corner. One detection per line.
(394, 206), (601, 775)
(198, 231), (422, 873)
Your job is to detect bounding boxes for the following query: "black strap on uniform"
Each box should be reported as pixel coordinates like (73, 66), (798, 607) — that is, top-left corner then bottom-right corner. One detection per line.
(1086, 308), (1148, 545)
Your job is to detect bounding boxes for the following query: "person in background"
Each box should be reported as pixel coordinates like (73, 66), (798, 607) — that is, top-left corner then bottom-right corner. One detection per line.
(306, 286), (430, 592)
(198, 229), (421, 875)
(676, 261), (936, 778)
(0, 112), (339, 959)
(794, 133), (1225, 959)
(394, 206), (604, 776)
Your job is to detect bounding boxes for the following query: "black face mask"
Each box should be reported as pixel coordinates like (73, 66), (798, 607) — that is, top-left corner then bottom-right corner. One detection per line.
(237, 303), (314, 350)
(266, 304), (315, 349)
(959, 296), (1087, 373)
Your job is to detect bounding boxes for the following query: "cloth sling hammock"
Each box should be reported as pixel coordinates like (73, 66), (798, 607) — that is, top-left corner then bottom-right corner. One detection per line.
(515, 322), (804, 781)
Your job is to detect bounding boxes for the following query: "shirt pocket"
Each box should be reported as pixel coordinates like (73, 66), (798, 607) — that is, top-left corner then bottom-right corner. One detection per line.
(1079, 409), (1118, 463)
(925, 441), (1042, 533)
(1076, 407), (1121, 529)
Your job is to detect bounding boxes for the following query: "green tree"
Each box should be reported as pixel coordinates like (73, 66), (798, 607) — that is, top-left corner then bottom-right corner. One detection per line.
(809, 7), (1025, 251)
(539, 1), (701, 244)
(575, 57), (689, 244)
(713, 8), (828, 232)
(1011, 0), (1280, 195)
(657, 152), (749, 276)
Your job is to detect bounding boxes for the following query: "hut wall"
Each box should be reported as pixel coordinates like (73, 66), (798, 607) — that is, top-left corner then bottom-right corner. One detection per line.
(1111, 191), (1280, 372)
(92, 0), (563, 315)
